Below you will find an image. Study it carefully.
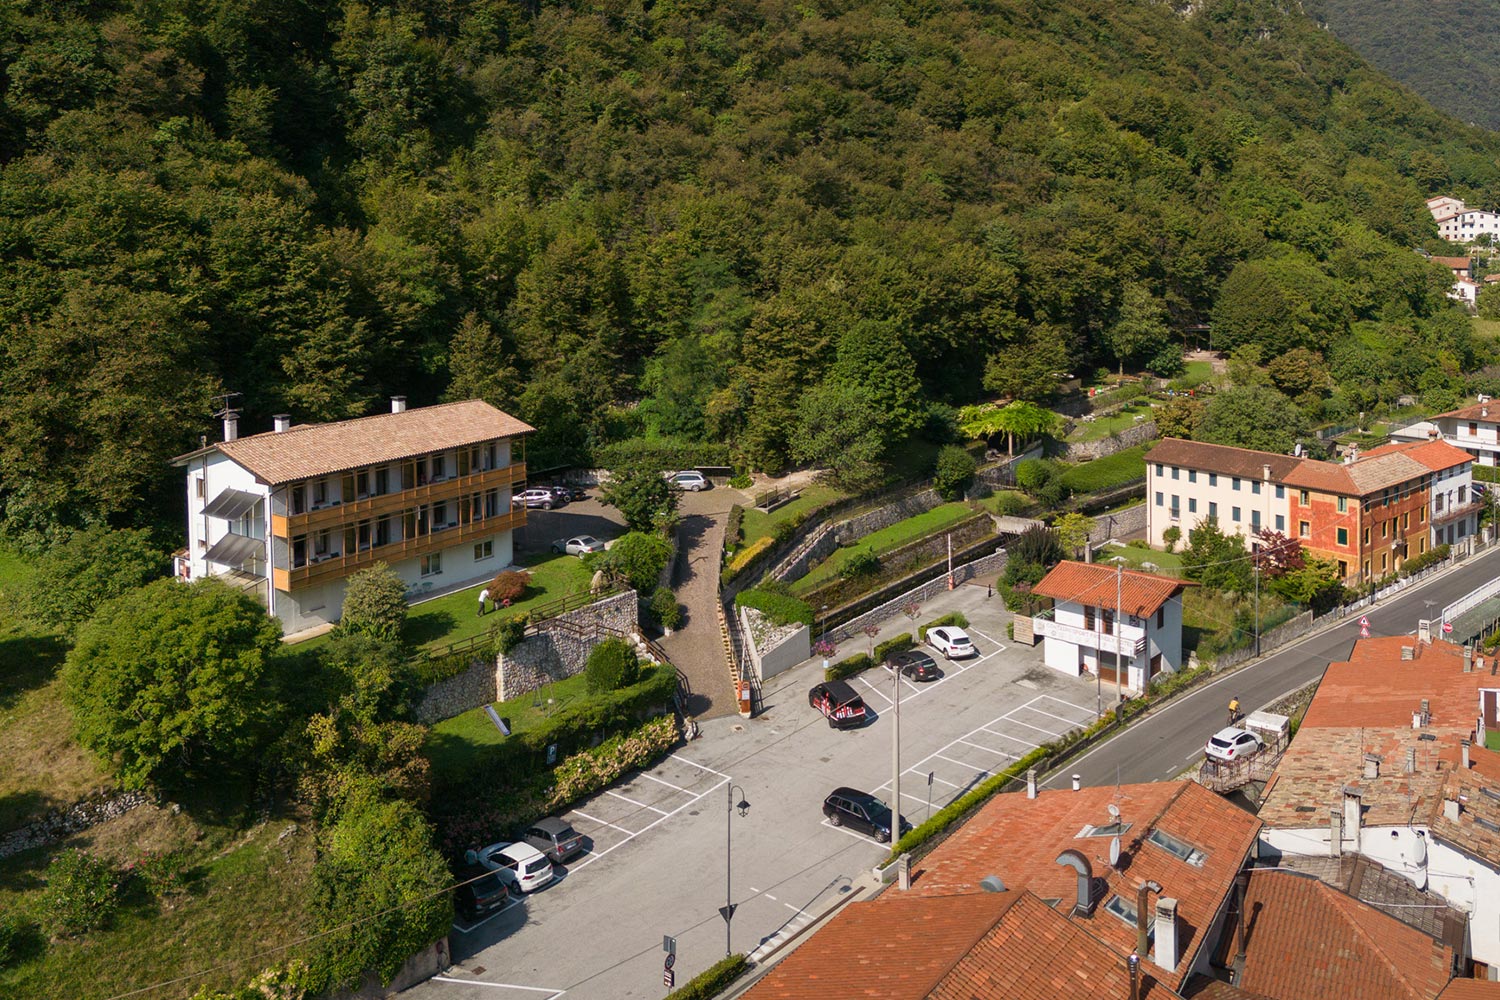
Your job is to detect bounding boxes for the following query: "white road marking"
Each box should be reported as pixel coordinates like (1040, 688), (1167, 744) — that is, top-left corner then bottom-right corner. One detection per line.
(934, 751), (987, 772)
(638, 772), (691, 793)
(1005, 718), (1065, 738)
(605, 790), (669, 815)
(569, 778), (729, 874)
(856, 676), (895, 707)
(567, 809), (636, 836)
(430, 977), (565, 996)
(959, 738), (1016, 758)
(820, 819), (886, 845)
(970, 628), (1007, 650)
(1039, 694), (1097, 722)
(1026, 705), (1092, 727)
(670, 753), (732, 779)
(977, 725), (1040, 748)
(784, 901), (810, 916)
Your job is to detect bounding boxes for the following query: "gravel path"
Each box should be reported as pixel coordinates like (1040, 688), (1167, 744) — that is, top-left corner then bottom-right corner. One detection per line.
(658, 488), (742, 719)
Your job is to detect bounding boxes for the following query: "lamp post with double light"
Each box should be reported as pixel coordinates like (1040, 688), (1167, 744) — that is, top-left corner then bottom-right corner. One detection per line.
(722, 784), (750, 956)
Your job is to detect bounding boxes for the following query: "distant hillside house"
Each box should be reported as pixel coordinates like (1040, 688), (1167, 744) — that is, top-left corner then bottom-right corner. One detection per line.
(1431, 197), (1500, 244)
(171, 398), (533, 634)
(1432, 255), (1473, 280)
(1452, 277), (1480, 308)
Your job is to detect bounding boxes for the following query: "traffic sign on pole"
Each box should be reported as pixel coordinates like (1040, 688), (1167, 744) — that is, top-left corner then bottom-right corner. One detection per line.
(663, 935), (676, 957)
(665, 954), (676, 971)
(719, 903), (737, 924)
(1359, 616), (1369, 628)
(1443, 621), (1454, 634)
(664, 968), (675, 989)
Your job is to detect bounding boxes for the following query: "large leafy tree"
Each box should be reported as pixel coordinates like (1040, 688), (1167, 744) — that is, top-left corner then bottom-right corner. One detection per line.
(1199, 385), (1306, 455)
(26, 526), (166, 636)
(64, 578), (284, 791)
(1181, 517), (1253, 594)
(791, 382), (887, 491)
(600, 465), (679, 533)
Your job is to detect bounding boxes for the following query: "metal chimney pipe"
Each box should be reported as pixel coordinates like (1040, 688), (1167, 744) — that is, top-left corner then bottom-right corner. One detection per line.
(1128, 953), (1140, 1000)
(1136, 881), (1162, 957)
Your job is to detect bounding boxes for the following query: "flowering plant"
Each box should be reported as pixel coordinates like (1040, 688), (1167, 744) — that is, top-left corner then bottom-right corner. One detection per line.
(812, 639), (838, 658)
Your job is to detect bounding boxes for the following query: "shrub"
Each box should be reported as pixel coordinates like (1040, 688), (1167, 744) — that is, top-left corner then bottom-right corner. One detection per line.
(488, 570), (531, 605)
(826, 653), (873, 680)
(1015, 458), (1053, 493)
(873, 633), (915, 662)
(839, 548), (880, 579)
(667, 953), (749, 1000)
(41, 848), (120, 937)
(594, 437), (733, 469)
(917, 612), (970, 642)
(735, 588), (814, 627)
(585, 638), (641, 693)
(1009, 524), (1063, 569)
(337, 563), (408, 642)
(933, 444), (978, 500)
(600, 532), (674, 592)
(723, 504), (745, 553)
(27, 526), (165, 635)
(725, 535), (774, 577)
(1400, 543), (1450, 578)
(651, 587), (683, 630)
(989, 490), (1031, 516)
(1162, 526), (1181, 553)
(771, 519), (799, 544)
(133, 849), (191, 900)
(729, 470), (752, 489)
(490, 613), (528, 654)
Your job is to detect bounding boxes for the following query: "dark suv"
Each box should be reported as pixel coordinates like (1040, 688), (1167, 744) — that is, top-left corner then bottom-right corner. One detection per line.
(455, 870), (511, 921)
(823, 787), (911, 843)
(522, 817), (585, 864)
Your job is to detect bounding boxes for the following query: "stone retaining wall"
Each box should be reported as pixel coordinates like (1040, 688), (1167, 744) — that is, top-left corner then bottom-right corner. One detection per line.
(1213, 610), (1314, 671)
(0, 789), (152, 860)
(1063, 420), (1158, 462)
(830, 550), (1009, 642)
(1087, 502), (1149, 545)
(769, 488), (947, 584)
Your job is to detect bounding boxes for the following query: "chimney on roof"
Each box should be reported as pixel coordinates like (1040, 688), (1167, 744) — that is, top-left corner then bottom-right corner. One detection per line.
(1128, 953), (1141, 1000)
(1419, 620), (1432, 645)
(1055, 849), (1095, 918)
(1343, 787), (1363, 852)
(1444, 798), (1462, 822)
(1154, 897), (1180, 973)
(1363, 754), (1381, 779)
(1135, 880), (1161, 957)
(222, 412), (238, 442)
(1262, 464), (1271, 482)
(1463, 738), (1472, 770)
(1430, 428), (1440, 440)
(1401, 645), (1415, 661)
(1330, 808), (1343, 858)
(1026, 768), (1038, 799)
(273, 414), (291, 434)
(1421, 699), (1431, 725)
(1466, 646), (1474, 673)
(1232, 872), (1250, 975)
(391, 396), (407, 414)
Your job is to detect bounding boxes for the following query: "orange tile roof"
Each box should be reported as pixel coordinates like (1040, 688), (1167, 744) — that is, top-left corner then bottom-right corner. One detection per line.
(1282, 450), (1431, 496)
(1183, 977), (1277, 1000)
(1300, 638), (1485, 730)
(1437, 400), (1500, 422)
(1147, 439), (1302, 481)
(1432, 257), (1472, 270)
(205, 400), (533, 485)
(1033, 560), (1193, 617)
(1440, 980), (1500, 998)
(907, 781), (1260, 993)
(1358, 439), (1473, 473)
(1433, 745), (1500, 863)
(746, 889), (1184, 1000)
(1222, 871), (1453, 1000)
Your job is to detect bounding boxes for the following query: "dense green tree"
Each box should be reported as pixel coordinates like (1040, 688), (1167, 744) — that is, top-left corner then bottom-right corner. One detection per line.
(1104, 285), (1172, 375)
(1199, 385), (1306, 454)
(1181, 517), (1253, 594)
(932, 445), (977, 501)
(26, 526), (165, 635)
(598, 532), (673, 593)
(337, 563), (409, 643)
(600, 466), (679, 533)
(791, 383), (886, 492)
(984, 325), (1071, 404)
(64, 579), (283, 791)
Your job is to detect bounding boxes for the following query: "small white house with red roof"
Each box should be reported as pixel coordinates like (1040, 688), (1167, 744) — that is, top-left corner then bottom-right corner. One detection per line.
(1030, 560), (1194, 695)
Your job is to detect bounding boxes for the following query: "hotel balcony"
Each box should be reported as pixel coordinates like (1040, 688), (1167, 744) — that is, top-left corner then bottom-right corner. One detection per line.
(1432, 500), (1485, 526)
(271, 462), (527, 537)
(1031, 608), (1147, 656)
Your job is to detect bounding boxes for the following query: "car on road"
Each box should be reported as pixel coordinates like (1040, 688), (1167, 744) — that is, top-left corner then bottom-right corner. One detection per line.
(523, 817), (586, 864)
(669, 470), (710, 491)
(886, 649), (941, 681)
(478, 841), (555, 893)
(822, 788), (911, 843)
(455, 870), (511, 921)
(552, 535), (606, 556)
(927, 626), (977, 660)
(513, 488), (564, 510)
(809, 679), (869, 729)
(1204, 727), (1263, 763)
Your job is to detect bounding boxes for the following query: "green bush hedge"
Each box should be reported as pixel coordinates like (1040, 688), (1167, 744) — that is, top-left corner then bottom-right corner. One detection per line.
(594, 437), (733, 469)
(723, 504), (744, 554)
(667, 954), (748, 1000)
(1400, 543), (1450, 577)
(917, 612), (969, 642)
(826, 653), (873, 680)
(873, 633), (915, 662)
(889, 745), (1051, 858)
(735, 588), (814, 627)
(407, 646), (492, 687)
(1056, 445), (1151, 495)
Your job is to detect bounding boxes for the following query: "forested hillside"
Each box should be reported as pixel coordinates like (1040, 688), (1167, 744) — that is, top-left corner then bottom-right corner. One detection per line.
(1304, 0), (1500, 132)
(4, 0), (1500, 545)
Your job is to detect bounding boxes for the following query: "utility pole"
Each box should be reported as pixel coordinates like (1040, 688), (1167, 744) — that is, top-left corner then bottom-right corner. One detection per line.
(892, 653), (902, 840)
(1253, 560), (1261, 657)
(1115, 558), (1123, 708)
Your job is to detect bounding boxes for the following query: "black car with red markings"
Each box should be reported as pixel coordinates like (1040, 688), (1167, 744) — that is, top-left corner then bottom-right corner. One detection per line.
(809, 679), (869, 729)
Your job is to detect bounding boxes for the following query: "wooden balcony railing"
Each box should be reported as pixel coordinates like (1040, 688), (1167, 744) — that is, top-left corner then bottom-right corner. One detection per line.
(272, 463), (527, 536)
(272, 508), (527, 591)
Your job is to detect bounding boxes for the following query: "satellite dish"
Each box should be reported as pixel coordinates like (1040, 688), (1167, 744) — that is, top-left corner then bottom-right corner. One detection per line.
(1109, 836), (1122, 867)
(1108, 803), (1122, 820)
(1413, 836), (1429, 866)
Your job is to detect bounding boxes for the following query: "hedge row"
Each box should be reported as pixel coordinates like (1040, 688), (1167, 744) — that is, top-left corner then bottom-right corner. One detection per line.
(724, 504), (744, 554)
(723, 536), (774, 582)
(431, 664), (678, 799)
(1400, 543), (1450, 578)
(735, 588), (814, 627)
(826, 653), (873, 681)
(407, 646), (491, 687)
(667, 954), (749, 1000)
(873, 633), (915, 662)
(594, 437), (733, 469)
(917, 612), (969, 642)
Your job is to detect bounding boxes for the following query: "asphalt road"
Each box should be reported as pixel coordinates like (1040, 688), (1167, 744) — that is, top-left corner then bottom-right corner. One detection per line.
(1043, 546), (1500, 789)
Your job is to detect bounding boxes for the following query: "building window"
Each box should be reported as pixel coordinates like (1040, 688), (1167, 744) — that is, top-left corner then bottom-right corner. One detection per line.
(1420, 507), (1426, 523)
(1381, 552), (1388, 572)
(194, 476), (204, 499)
(1155, 463), (1163, 476)
(1471, 422), (1479, 436)
(1171, 467), (1179, 480)
(1275, 485), (1284, 500)
(1209, 502), (1218, 518)
(1188, 498), (1197, 514)
(1156, 607), (1165, 628)
(1299, 489), (1310, 506)
(313, 530), (330, 556)
(1402, 512), (1409, 530)
(1146, 828), (1206, 867)
(1084, 606), (1095, 630)
(1156, 492), (1164, 507)
(1436, 493), (1445, 513)
(1101, 609), (1114, 635)
(1337, 496), (1347, 513)
(1188, 470), (1197, 484)
(1338, 560), (1348, 577)
(1171, 495), (1180, 518)
(474, 540), (493, 561)
(1275, 514), (1284, 532)
(1362, 527), (1370, 545)
(1233, 477), (1241, 491)
(1252, 481), (1261, 495)
(1299, 521), (1309, 537)
(431, 454), (446, 481)
(1209, 474), (1218, 487)
(1337, 527), (1348, 546)
(290, 484), (306, 516)
(1461, 486), (1468, 504)
(1363, 561), (1370, 578)
(1232, 506), (1241, 522)
(421, 553), (442, 577)
(292, 536), (307, 568)
(1251, 510), (1261, 530)
(375, 467), (389, 495)
(1381, 520), (1388, 538)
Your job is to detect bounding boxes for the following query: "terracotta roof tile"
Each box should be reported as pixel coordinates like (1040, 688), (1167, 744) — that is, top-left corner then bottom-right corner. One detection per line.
(1440, 980), (1500, 999)
(1433, 745), (1500, 863)
(1432, 257), (1472, 270)
(1358, 440), (1473, 473)
(1182, 976), (1277, 1000)
(1436, 401), (1500, 422)
(207, 400), (533, 485)
(1033, 561), (1194, 617)
(907, 782), (1260, 993)
(1147, 439), (1301, 481)
(1221, 871), (1453, 1000)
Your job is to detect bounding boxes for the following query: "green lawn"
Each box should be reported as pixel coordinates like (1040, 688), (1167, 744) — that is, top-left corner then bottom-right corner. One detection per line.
(1169, 360), (1214, 390)
(290, 551), (595, 653)
(738, 484), (847, 546)
(791, 502), (976, 593)
(1066, 402), (1157, 442)
(1057, 445), (1151, 495)
(1098, 543), (1185, 576)
(1474, 318), (1500, 340)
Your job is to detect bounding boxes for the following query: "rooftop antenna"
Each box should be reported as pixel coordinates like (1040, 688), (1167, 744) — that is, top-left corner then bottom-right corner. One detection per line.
(210, 391), (242, 420)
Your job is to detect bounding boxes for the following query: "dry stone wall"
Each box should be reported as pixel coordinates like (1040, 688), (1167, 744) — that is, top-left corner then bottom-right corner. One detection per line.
(0, 789), (152, 860)
(1062, 420), (1159, 462)
(830, 550), (1009, 642)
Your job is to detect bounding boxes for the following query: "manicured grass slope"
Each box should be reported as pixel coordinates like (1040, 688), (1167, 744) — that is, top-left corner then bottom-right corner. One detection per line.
(792, 502), (976, 592)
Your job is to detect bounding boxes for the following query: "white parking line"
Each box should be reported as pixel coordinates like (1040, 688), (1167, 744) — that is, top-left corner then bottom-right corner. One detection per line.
(970, 628), (1007, 649)
(670, 753), (731, 779)
(567, 809), (636, 836)
(605, 790), (669, 815)
(959, 738), (1015, 758)
(569, 778), (729, 874)
(1025, 705), (1093, 727)
(1004, 718), (1065, 738)
(430, 977), (565, 996)
(638, 772), (691, 793)
(1039, 694), (1096, 720)
(977, 724), (1040, 748)
(934, 753), (991, 776)
(856, 676), (894, 707)
(820, 819), (886, 845)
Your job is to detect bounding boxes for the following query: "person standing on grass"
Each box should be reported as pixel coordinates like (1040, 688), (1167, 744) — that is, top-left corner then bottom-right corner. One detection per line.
(478, 587), (490, 616)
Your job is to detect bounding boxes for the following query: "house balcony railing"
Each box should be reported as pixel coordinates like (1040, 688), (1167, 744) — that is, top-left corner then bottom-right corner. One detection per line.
(271, 508), (526, 591)
(273, 463), (527, 536)
(1032, 611), (1147, 657)
(1433, 500), (1485, 526)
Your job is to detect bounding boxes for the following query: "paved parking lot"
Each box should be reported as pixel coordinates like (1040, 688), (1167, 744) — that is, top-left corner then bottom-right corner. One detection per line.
(410, 579), (1102, 1000)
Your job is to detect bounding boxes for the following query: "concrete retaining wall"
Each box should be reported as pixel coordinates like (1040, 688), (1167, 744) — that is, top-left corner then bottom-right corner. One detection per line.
(830, 550), (1010, 642)
(740, 608), (810, 682)
(1063, 420), (1158, 462)
(1213, 611), (1314, 671)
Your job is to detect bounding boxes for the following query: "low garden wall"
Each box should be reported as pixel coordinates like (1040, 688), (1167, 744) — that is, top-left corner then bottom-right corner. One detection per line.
(1086, 502), (1149, 546)
(0, 789), (153, 860)
(1212, 610), (1314, 671)
(830, 549), (1009, 642)
(740, 607), (810, 682)
(1063, 420), (1158, 462)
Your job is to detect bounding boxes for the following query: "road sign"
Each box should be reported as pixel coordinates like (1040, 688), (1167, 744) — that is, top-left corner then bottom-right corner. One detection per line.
(664, 968), (675, 989)
(663, 935), (676, 956)
(664, 954), (676, 971)
(1359, 616), (1370, 627)
(719, 903), (737, 924)
(1360, 624), (1370, 638)
(1443, 621), (1454, 634)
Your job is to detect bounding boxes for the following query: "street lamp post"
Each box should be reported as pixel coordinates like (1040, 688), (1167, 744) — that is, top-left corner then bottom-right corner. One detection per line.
(722, 784), (750, 956)
(1114, 558), (1124, 709)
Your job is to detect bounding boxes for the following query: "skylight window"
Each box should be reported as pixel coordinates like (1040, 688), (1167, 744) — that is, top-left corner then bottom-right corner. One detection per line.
(1147, 828), (1206, 867)
(1077, 822), (1131, 838)
(1103, 894), (1151, 931)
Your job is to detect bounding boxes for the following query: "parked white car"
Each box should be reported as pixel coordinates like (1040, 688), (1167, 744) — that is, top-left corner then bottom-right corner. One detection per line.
(669, 470), (710, 491)
(478, 841), (554, 893)
(1204, 727), (1263, 763)
(552, 535), (606, 556)
(927, 626), (977, 660)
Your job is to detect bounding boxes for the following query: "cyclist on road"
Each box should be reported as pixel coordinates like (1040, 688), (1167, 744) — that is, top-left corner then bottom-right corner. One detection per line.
(1228, 696), (1241, 726)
